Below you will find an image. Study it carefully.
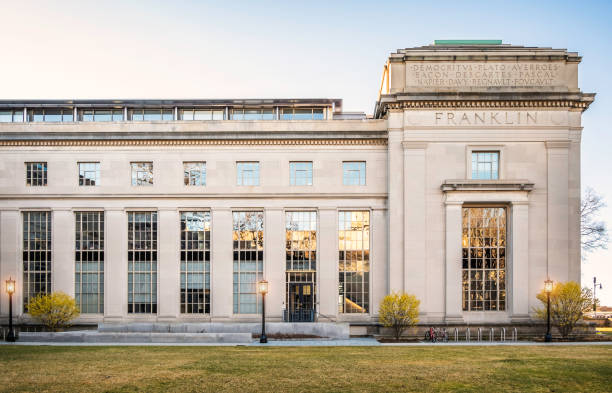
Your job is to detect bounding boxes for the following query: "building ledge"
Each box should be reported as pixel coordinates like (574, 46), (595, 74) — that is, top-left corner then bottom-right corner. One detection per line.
(441, 179), (534, 192)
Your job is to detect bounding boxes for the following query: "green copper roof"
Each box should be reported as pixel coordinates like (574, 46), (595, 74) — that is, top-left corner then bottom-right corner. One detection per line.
(434, 40), (502, 45)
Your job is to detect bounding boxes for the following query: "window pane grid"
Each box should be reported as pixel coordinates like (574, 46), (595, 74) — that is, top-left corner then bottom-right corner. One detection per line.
(343, 162), (366, 185)
(22, 211), (52, 312)
(25, 162), (47, 186)
(233, 211), (264, 314)
(231, 108), (275, 120)
(128, 109), (173, 121)
(290, 162), (313, 186)
(280, 108), (324, 120)
(237, 162), (260, 186)
(78, 162), (100, 186)
(180, 212), (211, 314)
(462, 207), (506, 311)
(128, 212), (158, 313)
(0, 109), (24, 122)
(131, 162), (153, 186)
(179, 109), (224, 121)
(75, 212), (104, 313)
(28, 108), (73, 122)
(285, 211), (317, 272)
(338, 211), (370, 314)
(183, 162), (206, 186)
(471, 151), (499, 180)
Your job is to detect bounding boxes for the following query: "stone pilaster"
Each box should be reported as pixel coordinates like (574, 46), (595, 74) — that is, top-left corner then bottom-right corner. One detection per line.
(104, 209), (127, 322)
(210, 207), (232, 320)
(444, 201), (464, 323)
(52, 209), (74, 297)
(546, 141), (570, 283)
(265, 207), (284, 320)
(318, 207), (337, 321)
(0, 210), (21, 318)
(158, 208), (180, 321)
(510, 202), (530, 321)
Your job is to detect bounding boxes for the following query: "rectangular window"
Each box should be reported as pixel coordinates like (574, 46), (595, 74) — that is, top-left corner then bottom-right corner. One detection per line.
(281, 108), (324, 120)
(231, 108), (275, 120)
(0, 109), (24, 122)
(179, 109), (224, 121)
(128, 212), (158, 313)
(28, 108), (73, 122)
(26, 162), (47, 186)
(180, 212), (211, 314)
(237, 162), (260, 186)
(233, 211), (264, 314)
(78, 162), (100, 186)
(75, 212), (104, 313)
(343, 161), (366, 185)
(290, 162), (313, 186)
(471, 152), (499, 180)
(79, 109), (124, 122)
(338, 211), (370, 313)
(183, 162), (206, 186)
(129, 108), (173, 121)
(286, 211), (317, 272)
(23, 211), (52, 312)
(462, 207), (506, 311)
(131, 162), (153, 186)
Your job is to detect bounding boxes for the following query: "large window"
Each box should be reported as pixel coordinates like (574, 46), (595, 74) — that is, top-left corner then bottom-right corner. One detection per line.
(237, 162), (260, 186)
(232, 211), (264, 314)
(462, 207), (506, 311)
(128, 108), (173, 121)
(78, 162), (100, 186)
(131, 162), (153, 186)
(183, 162), (206, 186)
(75, 212), (104, 313)
(28, 108), (73, 122)
(23, 211), (52, 312)
(128, 212), (158, 313)
(179, 109), (224, 121)
(471, 151), (499, 180)
(290, 162), (313, 186)
(281, 108), (324, 120)
(231, 108), (275, 120)
(0, 109), (23, 122)
(286, 211), (317, 272)
(180, 212), (211, 314)
(343, 162), (366, 185)
(338, 211), (370, 313)
(26, 162), (47, 186)
(79, 109), (123, 122)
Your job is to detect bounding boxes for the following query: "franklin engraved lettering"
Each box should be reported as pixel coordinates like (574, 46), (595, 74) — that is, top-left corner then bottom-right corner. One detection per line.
(434, 111), (538, 125)
(408, 62), (562, 88)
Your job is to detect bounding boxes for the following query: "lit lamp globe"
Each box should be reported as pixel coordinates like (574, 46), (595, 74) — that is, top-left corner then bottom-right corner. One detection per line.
(544, 279), (553, 293)
(6, 278), (15, 295)
(258, 280), (269, 295)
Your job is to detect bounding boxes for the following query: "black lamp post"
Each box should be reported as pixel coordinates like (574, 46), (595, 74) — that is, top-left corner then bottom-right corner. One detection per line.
(544, 279), (553, 343)
(258, 280), (268, 344)
(5, 277), (16, 342)
(593, 277), (602, 318)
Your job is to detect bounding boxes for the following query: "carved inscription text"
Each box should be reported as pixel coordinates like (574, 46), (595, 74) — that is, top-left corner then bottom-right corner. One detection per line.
(434, 111), (538, 125)
(408, 62), (562, 87)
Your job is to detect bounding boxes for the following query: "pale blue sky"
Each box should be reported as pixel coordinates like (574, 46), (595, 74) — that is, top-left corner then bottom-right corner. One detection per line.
(1, 0), (610, 303)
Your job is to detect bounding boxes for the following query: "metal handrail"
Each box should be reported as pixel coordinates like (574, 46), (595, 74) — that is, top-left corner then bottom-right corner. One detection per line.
(466, 328), (470, 342)
(454, 328), (459, 342)
(512, 327), (518, 342)
(501, 327), (506, 342)
(489, 327), (494, 342)
(477, 327), (482, 341)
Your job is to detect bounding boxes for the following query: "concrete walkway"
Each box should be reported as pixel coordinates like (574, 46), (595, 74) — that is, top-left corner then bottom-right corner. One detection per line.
(1, 338), (611, 347)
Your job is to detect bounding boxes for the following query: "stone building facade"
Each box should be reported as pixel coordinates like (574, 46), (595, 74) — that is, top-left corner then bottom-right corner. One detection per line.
(0, 42), (594, 328)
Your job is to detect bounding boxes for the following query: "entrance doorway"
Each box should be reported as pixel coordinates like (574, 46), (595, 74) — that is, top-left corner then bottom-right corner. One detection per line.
(287, 282), (314, 322)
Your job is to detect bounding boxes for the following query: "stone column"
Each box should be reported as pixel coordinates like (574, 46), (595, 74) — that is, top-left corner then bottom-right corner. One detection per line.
(104, 209), (127, 322)
(371, 207), (388, 318)
(52, 209), (74, 296)
(265, 208), (284, 321)
(403, 142), (428, 312)
(318, 207), (337, 321)
(546, 141), (570, 283)
(444, 201), (464, 323)
(158, 208), (180, 321)
(510, 202), (530, 321)
(387, 111), (404, 292)
(211, 207), (232, 321)
(0, 210), (21, 318)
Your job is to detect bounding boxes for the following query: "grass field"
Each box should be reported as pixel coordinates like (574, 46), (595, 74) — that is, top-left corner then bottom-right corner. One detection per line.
(0, 345), (610, 392)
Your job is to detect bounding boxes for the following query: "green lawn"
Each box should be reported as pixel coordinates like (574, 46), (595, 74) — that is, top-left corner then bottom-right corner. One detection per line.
(0, 345), (610, 392)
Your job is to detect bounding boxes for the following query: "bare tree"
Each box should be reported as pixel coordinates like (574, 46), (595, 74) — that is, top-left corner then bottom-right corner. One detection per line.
(581, 187), (609, 254)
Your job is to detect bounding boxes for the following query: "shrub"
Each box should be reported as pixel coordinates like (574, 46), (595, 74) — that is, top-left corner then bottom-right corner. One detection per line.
(27, 292), (80, 332)
(534, 281), (592, 338)
(379, 292), (420, 340)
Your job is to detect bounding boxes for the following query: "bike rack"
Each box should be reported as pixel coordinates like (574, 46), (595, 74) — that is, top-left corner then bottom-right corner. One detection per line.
(512, 327), (518, 342)
(489, 327), (494, 342)
(466, 328), (470, 342)
(454, 328), (459, 342)
(477, 327), (482, 342)
(501, 327), (506, 342)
